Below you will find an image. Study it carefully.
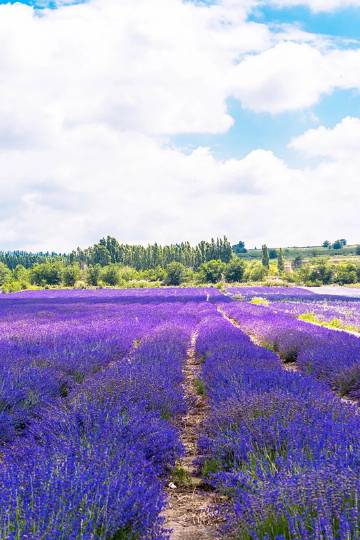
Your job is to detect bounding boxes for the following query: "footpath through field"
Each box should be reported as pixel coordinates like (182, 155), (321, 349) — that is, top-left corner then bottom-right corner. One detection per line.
(163, 330), (223, 540)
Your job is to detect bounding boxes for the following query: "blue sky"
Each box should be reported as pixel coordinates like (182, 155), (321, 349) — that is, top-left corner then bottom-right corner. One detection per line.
(0, 0), (359, 250)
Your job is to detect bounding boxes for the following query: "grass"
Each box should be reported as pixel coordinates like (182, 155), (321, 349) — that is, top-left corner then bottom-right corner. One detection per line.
(170, 465), (192, 487)
(194, 378), (206, 396)
(298, 312), (360, 334)
(250, 297), (270, 306)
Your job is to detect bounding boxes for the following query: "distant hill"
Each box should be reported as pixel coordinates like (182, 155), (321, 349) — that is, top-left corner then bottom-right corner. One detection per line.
(235, 244), (360, 262)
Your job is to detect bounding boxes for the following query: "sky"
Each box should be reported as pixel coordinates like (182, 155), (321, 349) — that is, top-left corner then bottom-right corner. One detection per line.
(0, 0), (360, 251)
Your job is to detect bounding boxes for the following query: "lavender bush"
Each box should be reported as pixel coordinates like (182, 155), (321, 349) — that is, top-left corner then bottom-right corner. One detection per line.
(197, 312), (360, 539)
(0, 289), (214, 539)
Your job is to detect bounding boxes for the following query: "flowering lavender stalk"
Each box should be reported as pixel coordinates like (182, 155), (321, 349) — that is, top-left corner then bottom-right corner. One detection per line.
(197, 312), (360, 539)
(0, 289), (214, 539)
(223, 301), (360, 400)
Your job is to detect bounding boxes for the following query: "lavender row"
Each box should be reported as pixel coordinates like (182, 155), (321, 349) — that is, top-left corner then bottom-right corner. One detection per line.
(0, 299), (181, 445)
(226, 286), (360, 331)
(196, 313), (360, 539)
(0, 290), (217, 538)
(222, 301), (360, 400)
(0, 321), (193, 539)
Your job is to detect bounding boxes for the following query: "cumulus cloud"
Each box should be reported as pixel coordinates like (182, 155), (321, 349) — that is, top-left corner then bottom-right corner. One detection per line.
(232, 43), (360, 113)
(0, 0), (360, 250)
(290, 116), (360, 159)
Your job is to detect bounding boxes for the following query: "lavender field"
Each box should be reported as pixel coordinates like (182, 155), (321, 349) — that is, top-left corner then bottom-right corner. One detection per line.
(1, 287), (360, 539)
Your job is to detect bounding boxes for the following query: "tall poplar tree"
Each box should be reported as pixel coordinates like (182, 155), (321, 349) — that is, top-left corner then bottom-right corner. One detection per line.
(262, 245), (270, 269)
(277, 248), (285, 272)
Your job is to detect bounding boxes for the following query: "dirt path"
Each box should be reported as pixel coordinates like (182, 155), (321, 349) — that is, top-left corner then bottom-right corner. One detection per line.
(163, 331), (223, 540)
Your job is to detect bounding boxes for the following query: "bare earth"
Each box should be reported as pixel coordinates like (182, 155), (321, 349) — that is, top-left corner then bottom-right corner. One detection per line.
(163, 331), (225, 540)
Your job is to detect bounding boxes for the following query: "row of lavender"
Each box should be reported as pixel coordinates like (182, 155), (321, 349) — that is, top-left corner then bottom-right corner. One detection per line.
(196, 312), (360, 539)
(227, 286), (360, 333)
(222, 296), (360, 400)
(0, 289), (215, 539)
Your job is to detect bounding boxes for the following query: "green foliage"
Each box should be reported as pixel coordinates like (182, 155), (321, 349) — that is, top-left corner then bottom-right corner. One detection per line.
(199, 260), (225, 283)
(0, 262), (11, 286)
(333, 238), (347, 250)
(141, 266), (166, 282)
(244, 261), (266, 282)
(224, 258), (245, 282)
(62, 264), (81, 287)
(194, 378), (206, 396)
(30, 262), (63, 286)
(299, 261), (334, 285)
(232, 240), (247, 254)
(293, 255), (303, 269)
(101, 264), (121, 286)
(250, 297), (270, 306)
(165, 262), (187, 286)
(202, 458), (221, 478)
(277, 248), (285, 273)
(86, 264), (102, 286)
(356, 245), (360, 256)
(298, 312), (360, 333)
(261, 245), (270, 269)
(268, 248), (278, 259)
(170, 466), (192, 488)
(70, 235), (233, 270)
(334, 262), (358, 284)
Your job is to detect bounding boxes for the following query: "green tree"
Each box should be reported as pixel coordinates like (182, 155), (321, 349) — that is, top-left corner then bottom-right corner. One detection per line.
(165, 262), (186, 286)
(277, 248), (285, 273)
(101, 265), (121, 286)
(232, 241), (247, 254)
(224, 259), (245, 282)
(86, 264), (102, 286)
(333, 239), (347, 250)
(322, 240), (331, 248)
(261, 245), (270, 269)
(200, 260), (225, 283)
(293, 255), (303, 269)
(268, 248), (278, 259)
(244, 261), (266, 282)
(92, 244), (111, 266)
(334, 263), (358, 285)
(63, 265), (81, 287)
(0, 262), (11, 286)
(305, 261), (334, 285)
(13, 264), (29, 282)
(142, 266), (166, 282)
(355, 245), (360, 256)
(30, 262), (63, 286)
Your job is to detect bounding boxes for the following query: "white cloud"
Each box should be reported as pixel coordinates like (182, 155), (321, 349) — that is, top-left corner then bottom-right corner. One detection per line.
(231, 42), (360, 113)
(290, 116), (360, 159)
(0, 0), (360, 250)
(270, 0), (360, 12)
(1, 120), (359, 251)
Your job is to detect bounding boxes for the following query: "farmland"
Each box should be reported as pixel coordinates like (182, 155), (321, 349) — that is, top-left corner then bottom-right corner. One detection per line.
(0, 287), (359, 539)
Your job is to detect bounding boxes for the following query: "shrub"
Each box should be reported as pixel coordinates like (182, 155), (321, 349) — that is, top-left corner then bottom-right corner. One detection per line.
(63, 265), (81, 287)
(101, 265), (121, 286)
(30, 262), (63, 286)
(199, 260), (225, 283)
(165, 262), (186, 286)
(224, 259), (245, 282)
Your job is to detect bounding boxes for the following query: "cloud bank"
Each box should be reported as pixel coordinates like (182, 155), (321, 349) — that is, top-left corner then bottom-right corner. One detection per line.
(0, 0), (359, 250)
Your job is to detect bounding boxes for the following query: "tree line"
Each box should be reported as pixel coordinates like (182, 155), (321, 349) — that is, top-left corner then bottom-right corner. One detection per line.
(69, 236), (233, 269)
(1, 237), (360, 292)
